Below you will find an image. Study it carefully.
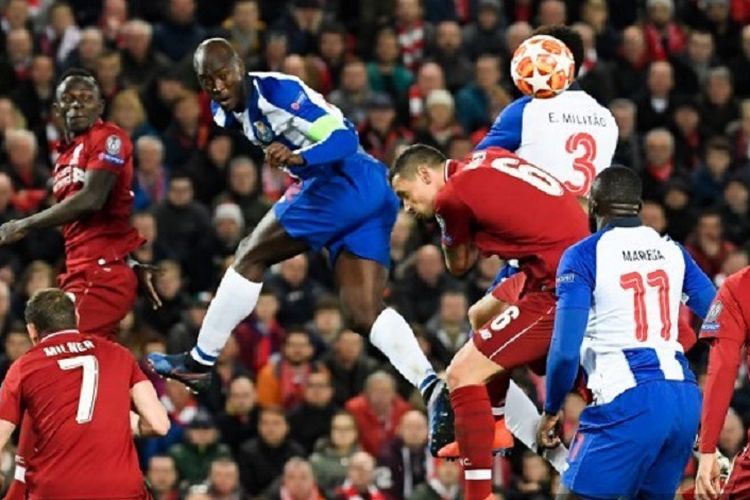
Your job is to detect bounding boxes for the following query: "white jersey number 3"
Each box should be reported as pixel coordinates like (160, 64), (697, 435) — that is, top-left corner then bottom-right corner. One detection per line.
(58, 355), (100, 424)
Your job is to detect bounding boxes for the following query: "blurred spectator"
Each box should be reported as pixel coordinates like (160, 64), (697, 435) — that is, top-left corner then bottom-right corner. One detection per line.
(394, 0), (434, 73)
(508, 451), (553, 497)
(133, 136), (168, 211)
(463, 0), (505, 59)
(671, 98), (705, 171)
(211, 203), (244, 264)
(730, 26), (750, 98)
(207, 458), (244, 499)
(673, 30), (716, 96)
(0, 0), (31, 55)
(62, 27), (103, 73)
(572, 22), (615, 105)
(429, 21), (472, 93)
(456, 55), (503, 133)
(408, 62), (445, 128)
(389, 211), (418, 281)
(138, 259), (189, 334)
(131, 211), (168, 265)
(345, 371), (410, 456)
(612, 25), (649, 99)
(693, 136), (734, 207)
(161, 378), (199, 427)
(95, 50), (123, 108)
(687, 210), (737, 279)
(715, 248), (750, 286)
(0, 28), (32, 95)
(702, 0), (741, 62)
(610, 99), (642, 172)
(425, 290), (471, 366)
(318, 22), (348, 89)
(358, 93), (414, 165)
(643, 0), (686, 61)
(336, 451), (385, 500)
(0, 99), (25, 163)
(162, 91), (209, 170)
(641, 128), (678, 202)
(308, 295), (343, 350)
(11, 54), (55, 131)
(147, 455), (181, 500)
(581, 0), (619, 61)
(215, 156), (269, 231)
(169, 409), (233, 486)
(110, 90), (157, 142)
(225, 0), (265, 65)
(184, 134), (233, 205)
(216, 375), (259, 457)
(167, 291), (211, 354)
(273, 0), (326, 56)
(2, 129), (47, 216)
(636, 61), (676, 132)
(0, 281), (14, 340)
(120, 19), (168, 91)
(0, 326), (30, 381)
(537, 0), (567, 26)
(410, 459), (461, 500)
(40, 2), (81, 65)
(366, 27), (414, 107)
(257, 327), (316, 410)
(10, 260), (54, 319)
(700, 66), (740, 135)
(234, 289), (285, 374)
(254, 31), (288, 73)
(415, 89), (463, 153)
(663, 178), (697, 242)
(732, 99), (750, 164)
(289, 366), (338, 453)
(267, 254), (325, 327)
(99, 0), (128, 44)
(310, 411), (361, 496)
(324, 330), (380, 406)
(504, 21), (533, 61)
(720, 177), (750, 245)
(142, 67), (190, 132)
(239, 406), (306, 496)
(153, 0), (206, 63)
(329, 60), (374, 127)
(641, 200), (668, 235)
(392, 245), (458, 324)
(271, 457), (326, 500)
(377, 410), (429, 499)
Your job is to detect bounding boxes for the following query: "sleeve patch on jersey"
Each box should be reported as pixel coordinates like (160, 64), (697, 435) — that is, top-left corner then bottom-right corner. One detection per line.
(291, 91), (307, 110)
(435, 213), (453, 245)
(557, 272), (576, 285)
(100, 152), (125, 166)
(701, 301), (723, 332)
(105, 134), (122, 155)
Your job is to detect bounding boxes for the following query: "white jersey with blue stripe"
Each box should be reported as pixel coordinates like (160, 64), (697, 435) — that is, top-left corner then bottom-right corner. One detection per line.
(558, 221), (708, 404)
(211, 72), (357, 176)
(477, 88), (618, 195)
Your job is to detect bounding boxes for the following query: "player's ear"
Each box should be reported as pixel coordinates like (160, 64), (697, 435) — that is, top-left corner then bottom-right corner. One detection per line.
(416, 165), (432, 184)
(26, 323), (38, 345)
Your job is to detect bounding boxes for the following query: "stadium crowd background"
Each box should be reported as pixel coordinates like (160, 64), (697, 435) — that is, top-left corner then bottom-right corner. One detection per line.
(0, 0), (749, 497)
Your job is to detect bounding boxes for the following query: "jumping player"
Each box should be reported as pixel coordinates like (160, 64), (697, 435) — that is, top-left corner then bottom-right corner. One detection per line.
(147, 40), (440, 410)
(537, 167), (714, 498)
(0, 68), (161, 498)
(0, 289), (169, 497)
(390, 144), (589, 499)
(695, 266), (750, 498)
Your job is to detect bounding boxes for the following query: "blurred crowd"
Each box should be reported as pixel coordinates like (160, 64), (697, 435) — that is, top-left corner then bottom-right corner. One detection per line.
(1, 0), (750, 498)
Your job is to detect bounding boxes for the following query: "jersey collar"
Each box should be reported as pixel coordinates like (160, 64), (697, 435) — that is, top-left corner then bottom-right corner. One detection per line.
(604, 216), (642, 230)
(40, 329), (80, 343)
(443, 159), (462, 181)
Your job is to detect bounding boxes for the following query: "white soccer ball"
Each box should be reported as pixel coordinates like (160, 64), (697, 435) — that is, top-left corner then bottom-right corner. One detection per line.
(510, 35), (576, 99)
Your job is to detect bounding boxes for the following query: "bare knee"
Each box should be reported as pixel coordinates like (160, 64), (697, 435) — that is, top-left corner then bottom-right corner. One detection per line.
(342, 297), (383, 333)
(446, 343), (502, 391)
(233, 238), (269, 282)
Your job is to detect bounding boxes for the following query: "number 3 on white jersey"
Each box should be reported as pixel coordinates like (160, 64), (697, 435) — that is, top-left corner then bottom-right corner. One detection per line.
(58, 355), (100, 424)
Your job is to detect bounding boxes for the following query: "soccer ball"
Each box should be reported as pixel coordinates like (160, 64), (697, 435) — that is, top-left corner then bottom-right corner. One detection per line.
(510, 35), (575, 99)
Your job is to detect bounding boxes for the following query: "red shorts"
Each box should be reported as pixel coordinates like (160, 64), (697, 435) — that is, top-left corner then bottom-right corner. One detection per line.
(472, 290), (556, 371)
(58, 259), (137, 339)
(724, 446), (750, 497)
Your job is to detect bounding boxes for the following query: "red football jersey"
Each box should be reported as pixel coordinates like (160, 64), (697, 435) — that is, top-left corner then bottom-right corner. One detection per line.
(52, 120), (144, 267)
(698, 267), (750, 453)
(0, 331), (148, 498)
(434, 147), (589, 289)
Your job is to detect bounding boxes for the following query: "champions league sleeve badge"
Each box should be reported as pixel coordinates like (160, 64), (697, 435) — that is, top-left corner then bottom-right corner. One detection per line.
(101, 134), (125, 166)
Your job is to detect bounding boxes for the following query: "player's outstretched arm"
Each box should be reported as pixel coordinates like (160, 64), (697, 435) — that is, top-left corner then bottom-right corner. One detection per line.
(442, 243), (478, 277)
(0, 420), (15, 452)
(0, 169), (116, 245)
(131, 380), (170, 437)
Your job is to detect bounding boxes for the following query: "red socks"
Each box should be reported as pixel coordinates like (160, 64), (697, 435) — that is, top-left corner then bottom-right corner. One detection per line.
(485, 372), (510, 419)
(451, 385), (494, 500)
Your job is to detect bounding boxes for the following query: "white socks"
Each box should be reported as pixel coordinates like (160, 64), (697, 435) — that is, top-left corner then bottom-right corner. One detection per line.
(191, 268), (262, 365)
(369, 307), (435, 388)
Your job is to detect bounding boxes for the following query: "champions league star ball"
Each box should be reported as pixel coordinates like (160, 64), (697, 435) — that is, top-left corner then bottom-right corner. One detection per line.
(510, 35), (576, 99)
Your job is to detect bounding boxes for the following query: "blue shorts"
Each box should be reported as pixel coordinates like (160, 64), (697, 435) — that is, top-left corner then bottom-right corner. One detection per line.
(563, 380), (701, 499)
(274, 152), (399, 267)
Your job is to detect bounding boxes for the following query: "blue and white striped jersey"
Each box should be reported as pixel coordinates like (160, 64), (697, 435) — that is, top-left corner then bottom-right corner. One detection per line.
(211, 72), (359, 177)
(544, 218), (716, 413)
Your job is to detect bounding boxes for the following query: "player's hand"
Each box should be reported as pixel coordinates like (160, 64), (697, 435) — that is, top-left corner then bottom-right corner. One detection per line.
(265, 142), (304, 168)
(0, 219), (29, 245)
(695, 452), (722, 499)
(133, 262), (162, 310)
(536, 412), (561, 449)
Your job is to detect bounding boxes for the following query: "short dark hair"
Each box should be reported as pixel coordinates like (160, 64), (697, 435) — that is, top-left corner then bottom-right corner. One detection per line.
(705, 136), (732, 154)
(285, 327), (311, 343)
(314, 295), (341, 313)
(591, 165), (642, 208)
(390, 144), (446, 181)
(25, 289), (77, 336)
(320, 21), (347, 38)
(533, 25), (584, 77)
(56, 67), (101, 98)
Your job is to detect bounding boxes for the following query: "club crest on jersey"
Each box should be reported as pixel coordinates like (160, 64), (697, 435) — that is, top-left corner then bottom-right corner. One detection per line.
(435, 213), (452, 245)
(254, 121), (274, 144)
(701, 301), (723, 333)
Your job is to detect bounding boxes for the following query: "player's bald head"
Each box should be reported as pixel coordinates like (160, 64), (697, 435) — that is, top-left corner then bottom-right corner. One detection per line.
(590, 165), (642, 217)
(193, 37), (240, 73)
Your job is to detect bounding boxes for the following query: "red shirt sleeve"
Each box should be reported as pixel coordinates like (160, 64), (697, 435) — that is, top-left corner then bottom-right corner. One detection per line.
(129, 355), (148, 388)
(86, 128), (131, 174)
(0, 360), (24, 425)
(698, 285), (749, 453)
(434, 180), (473, 248)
